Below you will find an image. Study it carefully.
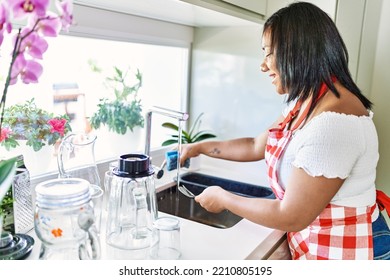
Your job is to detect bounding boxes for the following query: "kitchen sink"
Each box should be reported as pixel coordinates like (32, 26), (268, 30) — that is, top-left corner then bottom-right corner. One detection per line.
(157, 172), (275, 229)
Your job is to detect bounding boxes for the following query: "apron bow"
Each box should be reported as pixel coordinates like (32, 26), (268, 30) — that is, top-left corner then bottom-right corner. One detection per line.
(376, 190), (390, 217)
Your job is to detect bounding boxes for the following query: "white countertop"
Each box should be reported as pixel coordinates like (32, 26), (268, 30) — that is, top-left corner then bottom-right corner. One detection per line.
(25, 156), (283, 260)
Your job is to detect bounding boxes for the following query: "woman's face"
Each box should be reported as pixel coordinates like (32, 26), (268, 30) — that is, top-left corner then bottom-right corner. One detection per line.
(261, 32), (286, 94)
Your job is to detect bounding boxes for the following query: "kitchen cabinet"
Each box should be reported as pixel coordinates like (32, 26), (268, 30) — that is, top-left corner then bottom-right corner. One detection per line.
(74, 0), (260, 28)
(222, 0), (266, 15)
(267, 236), (291, 260)
(180, 0), (266, 23)
(245, 229), (291, 260)
(266, 0), (337, 19)
(335, 0), (383, 96)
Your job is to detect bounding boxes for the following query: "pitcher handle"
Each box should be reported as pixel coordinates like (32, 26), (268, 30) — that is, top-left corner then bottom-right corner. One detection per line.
(57, 134), (73, 178)
(88, 227), (101, 259)
(78, 210), (101, 260)
(78, 227), (101, 260)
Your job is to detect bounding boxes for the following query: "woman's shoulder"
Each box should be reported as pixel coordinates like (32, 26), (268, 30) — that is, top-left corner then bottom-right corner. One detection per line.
(313, 83), (370, 117)
(304, 110), (374, 134)
(312, 110), (373, 122)
(311, 110), (374, 123)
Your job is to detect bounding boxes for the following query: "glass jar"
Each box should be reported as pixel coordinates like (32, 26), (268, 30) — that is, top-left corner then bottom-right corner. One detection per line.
(34, 178), (100, 260)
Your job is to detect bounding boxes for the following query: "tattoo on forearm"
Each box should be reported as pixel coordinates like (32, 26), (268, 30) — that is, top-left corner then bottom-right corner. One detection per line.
(209, 148), (221, 155)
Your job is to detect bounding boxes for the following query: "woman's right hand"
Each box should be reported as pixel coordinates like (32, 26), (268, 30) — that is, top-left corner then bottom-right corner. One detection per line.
(180, 143), (201, 166)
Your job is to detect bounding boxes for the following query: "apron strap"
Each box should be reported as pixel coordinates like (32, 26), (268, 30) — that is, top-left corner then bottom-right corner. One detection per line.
(376, 190), (390, 217)
(279, 81), (331, 131)
(278, 100), (302, 130)
(290, 98), (313, 131)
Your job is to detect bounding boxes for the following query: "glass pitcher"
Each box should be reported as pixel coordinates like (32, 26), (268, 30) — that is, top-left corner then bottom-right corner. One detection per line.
(57, 133), (103, 231)
(57, 133), (100, 186)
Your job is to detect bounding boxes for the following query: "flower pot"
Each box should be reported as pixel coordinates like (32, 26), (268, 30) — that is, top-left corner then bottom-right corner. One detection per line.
(18, 141), (54, 177)
(0, 142), (53, 177)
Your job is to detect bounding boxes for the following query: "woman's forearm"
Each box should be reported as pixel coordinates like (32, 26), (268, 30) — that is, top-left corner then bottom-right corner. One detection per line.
(181, 115), (282, 164)
(196, 186), (292, 231)
(197, 138), (263, 162)
(222, 192), (289, 231)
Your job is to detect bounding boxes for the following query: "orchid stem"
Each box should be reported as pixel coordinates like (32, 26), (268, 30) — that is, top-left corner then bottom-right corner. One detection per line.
(0, 29), (22, 136)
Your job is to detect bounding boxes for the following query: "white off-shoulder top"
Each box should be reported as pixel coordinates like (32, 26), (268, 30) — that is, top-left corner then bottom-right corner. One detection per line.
(279, 104), (379, 219)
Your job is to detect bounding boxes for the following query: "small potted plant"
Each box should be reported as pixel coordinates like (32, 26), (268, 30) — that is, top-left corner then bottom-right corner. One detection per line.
(0, 99), (71, 174)
(89, 66), (144, 134)
(89, 65), (145, 157)
(161, 112), (216, 170)
(0, 99), (71, 152)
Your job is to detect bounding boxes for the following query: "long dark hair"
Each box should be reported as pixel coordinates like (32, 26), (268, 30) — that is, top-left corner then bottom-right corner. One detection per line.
(263, 2), (372, 111)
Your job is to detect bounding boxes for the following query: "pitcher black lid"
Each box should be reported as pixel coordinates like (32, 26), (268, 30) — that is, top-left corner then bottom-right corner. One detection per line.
(113, 153), (154, 178)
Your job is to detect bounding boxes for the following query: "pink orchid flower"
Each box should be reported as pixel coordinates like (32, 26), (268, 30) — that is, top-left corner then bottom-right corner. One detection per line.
(10, 53), (43, 84)
(21, 59), (43, 83)
(0, 127), (12, 142)
(9, 53), (26, 85)
(29, 12), (62, 37)
(19, 28), (48, 59)
(56, 0), (73, 31)
(48, 118), (67, 136)
(8, 0), (50, 19)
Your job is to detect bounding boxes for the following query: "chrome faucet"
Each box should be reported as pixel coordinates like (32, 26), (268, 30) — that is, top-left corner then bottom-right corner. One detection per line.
(144, 106), (189, 179)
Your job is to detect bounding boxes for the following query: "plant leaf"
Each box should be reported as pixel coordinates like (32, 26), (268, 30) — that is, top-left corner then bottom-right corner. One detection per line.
(161, 139), (180, 146)
(0, 158), (17, 202)
(181, 130), (191, 143)
(161, 122), (179, 131)
(192, 132), (217, 143)
(188, 112), (204, 138)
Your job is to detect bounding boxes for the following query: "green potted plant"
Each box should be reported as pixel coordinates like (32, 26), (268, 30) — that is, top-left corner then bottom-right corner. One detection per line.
(161, 112), (217, 146)
(0, 99), (72, 175)
(0, 99), (71, 152)
(89, 66), (144, 134)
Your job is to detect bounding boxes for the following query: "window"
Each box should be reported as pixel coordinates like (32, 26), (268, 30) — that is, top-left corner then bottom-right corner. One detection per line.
(1, 33), (190, 176)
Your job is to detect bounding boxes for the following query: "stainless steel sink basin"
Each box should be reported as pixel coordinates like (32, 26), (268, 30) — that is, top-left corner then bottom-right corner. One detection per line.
(157, 172), (275, 229)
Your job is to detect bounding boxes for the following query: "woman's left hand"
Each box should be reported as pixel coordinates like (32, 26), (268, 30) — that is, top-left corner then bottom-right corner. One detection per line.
(195, 186), (227, 213)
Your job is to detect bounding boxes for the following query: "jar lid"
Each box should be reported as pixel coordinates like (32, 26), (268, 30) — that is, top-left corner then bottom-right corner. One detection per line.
(113, 153), (154, 178)
(35, 178), (91, 209)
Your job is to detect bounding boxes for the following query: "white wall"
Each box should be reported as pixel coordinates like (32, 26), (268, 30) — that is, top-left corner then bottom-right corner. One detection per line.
(370, 0), (390, 221)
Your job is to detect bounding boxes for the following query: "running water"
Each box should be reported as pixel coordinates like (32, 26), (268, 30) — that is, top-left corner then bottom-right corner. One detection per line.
(175, 120), (184, 215)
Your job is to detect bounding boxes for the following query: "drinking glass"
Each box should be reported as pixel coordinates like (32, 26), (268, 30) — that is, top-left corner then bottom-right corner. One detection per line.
(150, 216), (181, 259)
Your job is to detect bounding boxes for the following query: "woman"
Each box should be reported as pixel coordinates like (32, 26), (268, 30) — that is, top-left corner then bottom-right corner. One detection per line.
(180, 2), (390, 260)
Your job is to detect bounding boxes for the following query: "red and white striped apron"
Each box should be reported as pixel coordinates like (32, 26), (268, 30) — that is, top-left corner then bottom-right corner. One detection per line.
(265, 83), (388, 260)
